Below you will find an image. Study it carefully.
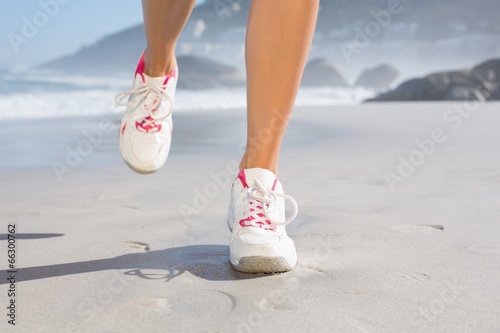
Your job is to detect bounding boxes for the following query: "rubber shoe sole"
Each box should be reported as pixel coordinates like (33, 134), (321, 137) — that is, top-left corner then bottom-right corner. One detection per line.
(231, 256), (295, 273)
(122, 158), (158, 175)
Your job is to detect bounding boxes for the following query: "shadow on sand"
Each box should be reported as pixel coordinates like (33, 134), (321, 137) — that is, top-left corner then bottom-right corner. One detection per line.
(0, 244), (267, 284)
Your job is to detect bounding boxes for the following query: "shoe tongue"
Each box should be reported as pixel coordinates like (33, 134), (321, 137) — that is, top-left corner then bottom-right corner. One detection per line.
(243, 168), (277, 190)
(141, 73), (167, 86)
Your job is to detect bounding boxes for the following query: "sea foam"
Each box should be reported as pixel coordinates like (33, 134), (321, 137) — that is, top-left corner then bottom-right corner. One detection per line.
(0, 73), (375, 120)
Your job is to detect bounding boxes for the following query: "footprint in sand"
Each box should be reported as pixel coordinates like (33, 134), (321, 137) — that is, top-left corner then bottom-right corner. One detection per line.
(292, 233), (387, 279)
(359, 271), (430, 286)
(6, 211), (41, 218)
(104, 291), (235, 325)
(294, 262), (334, 280)
(305, 232), (386, 247)
(468, 245), (500, 255)
(122, 241), (151, 251)
(139, 297), (172, 312)
(259, 296), (302, 311)
(121, 205), (138, 210)
(141, 290), (235, 316)
(259, 277), (304, 311)
(392, 224), (444, 235)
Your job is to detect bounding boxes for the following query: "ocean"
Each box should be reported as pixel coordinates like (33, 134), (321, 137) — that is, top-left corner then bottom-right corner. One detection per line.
(0, 72), (375, 120)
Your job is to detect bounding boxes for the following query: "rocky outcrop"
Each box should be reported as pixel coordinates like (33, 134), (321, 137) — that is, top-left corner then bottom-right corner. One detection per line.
(302, 58), (349, 87)
(473, 59), (500, 100)
(355, 64), (399, 90)
(366, 59), (499, 102)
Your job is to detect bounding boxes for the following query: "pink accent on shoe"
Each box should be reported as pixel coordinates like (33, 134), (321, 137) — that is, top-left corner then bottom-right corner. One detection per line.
(238, 169), (248, 188)
(136, 51), (177, 85)
(163, 67), (177, 85)
(135, 117), (162, 133)
(121, 123), (127, 136)
(272, 178), (278, 191)
(239, 216), (253, 227)
(239, 216), (276, 231)
(135, 52), (146, 83)
(236, 169), (280, 231)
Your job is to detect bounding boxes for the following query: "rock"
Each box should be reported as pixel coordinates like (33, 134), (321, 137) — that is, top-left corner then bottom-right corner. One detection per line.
(444, 85), (487, 101)
(355, 64), (400, 90)
(366, 68), (497, 102)
(474, 59), (500, 80)
(473, 59), (500, 100)
(488, 87), (500, 100)
(177, 56), (245, 89)
(302, 58), (349, 87)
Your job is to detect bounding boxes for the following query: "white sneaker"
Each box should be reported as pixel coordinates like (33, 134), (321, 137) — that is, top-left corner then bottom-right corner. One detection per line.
(227, 168), (299, 273)
(115, 53), (178, 174)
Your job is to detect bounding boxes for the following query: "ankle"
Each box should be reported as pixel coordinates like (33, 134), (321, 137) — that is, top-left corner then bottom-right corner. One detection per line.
(144, 52), (177, 77)
(239, 159), (278, 175)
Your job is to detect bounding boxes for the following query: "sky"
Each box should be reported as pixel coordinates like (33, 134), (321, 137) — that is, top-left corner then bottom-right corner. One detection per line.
(1, 0), (204, 71)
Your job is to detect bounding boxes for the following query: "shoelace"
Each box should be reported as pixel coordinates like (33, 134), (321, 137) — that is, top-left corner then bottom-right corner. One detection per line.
(114, 82), (173, 127)
(241, 179), (298, 230)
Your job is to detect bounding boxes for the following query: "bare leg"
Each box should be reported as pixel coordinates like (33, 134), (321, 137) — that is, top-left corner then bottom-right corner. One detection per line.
(142, 0), (196, 77)
(241, 0), (319, 174)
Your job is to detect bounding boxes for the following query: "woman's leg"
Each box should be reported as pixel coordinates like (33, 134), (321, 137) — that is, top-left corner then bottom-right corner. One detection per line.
(118, 1), (195, 174)
(142, 0), (197, 77)
(241, 0), (320, 174)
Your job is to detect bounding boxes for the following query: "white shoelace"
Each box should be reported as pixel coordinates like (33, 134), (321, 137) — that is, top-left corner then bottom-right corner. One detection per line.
(114, 82), (173, 126)
(242, 179), (298, 229)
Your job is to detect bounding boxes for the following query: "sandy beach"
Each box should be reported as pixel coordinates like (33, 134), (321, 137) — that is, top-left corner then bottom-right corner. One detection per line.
(1, 102), (499, 332)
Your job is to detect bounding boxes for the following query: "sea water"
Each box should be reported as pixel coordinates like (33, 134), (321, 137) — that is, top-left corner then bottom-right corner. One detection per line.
(0, 72), (375, 120)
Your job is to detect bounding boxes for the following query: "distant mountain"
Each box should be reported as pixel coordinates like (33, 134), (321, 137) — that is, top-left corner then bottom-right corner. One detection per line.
(40, 0), (500, 79)
(316, 0), (500, 39)
(167, 0), (500, 41)
(42, 24), (146, 74)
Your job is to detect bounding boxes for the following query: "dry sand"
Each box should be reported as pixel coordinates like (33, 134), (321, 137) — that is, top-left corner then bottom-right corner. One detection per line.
(1, 102), (499, 332)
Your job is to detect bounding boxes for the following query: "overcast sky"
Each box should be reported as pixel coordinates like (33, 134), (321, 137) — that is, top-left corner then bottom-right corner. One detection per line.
(1, 0), (204, 71)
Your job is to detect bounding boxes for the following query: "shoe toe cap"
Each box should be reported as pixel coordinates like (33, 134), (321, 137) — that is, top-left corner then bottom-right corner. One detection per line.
(121, 132), (170, 172)
(231, 229), (295, 258)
